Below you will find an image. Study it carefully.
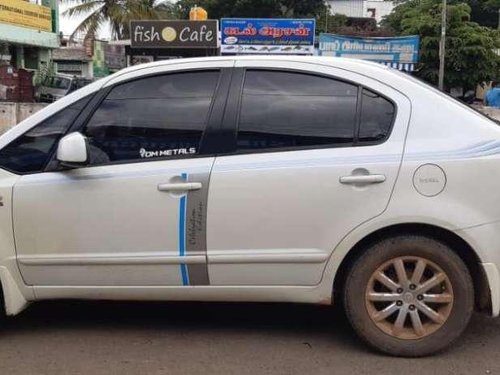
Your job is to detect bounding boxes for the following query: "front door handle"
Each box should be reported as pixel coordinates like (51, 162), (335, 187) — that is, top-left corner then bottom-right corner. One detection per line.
(157, 182), (202, 192)
(339, 174), (386, 185)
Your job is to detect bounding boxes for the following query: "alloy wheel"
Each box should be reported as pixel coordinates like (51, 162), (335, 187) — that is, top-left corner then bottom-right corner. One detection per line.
(365, 256), (454, 340)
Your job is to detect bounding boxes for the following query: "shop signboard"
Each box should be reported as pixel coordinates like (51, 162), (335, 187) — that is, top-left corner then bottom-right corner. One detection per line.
(221, 18), (315, 55)
(130, 20), (218, 49)
(0, 0), (52, 32)
(319, 34), (420, 70)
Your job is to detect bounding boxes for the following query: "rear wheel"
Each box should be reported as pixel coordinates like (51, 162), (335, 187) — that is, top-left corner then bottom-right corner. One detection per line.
(343, 235), (474, 357)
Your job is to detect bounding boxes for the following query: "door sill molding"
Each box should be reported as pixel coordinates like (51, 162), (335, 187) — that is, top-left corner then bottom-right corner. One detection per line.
(208, 249), (329, 264)
(18, 253), (206, 266)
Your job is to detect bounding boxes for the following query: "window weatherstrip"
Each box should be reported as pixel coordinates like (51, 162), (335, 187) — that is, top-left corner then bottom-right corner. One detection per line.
(353, 86), (364, 145)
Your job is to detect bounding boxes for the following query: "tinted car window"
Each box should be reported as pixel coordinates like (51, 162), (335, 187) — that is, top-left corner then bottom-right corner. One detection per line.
(358, 89), (395, 143)
(0, 96), (90, 174)
(237, 70), (358, 151)
(83, 71), (219, 165)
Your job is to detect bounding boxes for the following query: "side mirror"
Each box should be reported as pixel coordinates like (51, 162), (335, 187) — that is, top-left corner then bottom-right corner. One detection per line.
(56, 132), (89, 168)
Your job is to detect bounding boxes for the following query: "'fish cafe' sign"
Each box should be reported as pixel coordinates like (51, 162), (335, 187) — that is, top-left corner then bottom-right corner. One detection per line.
(130, 20), (218, 48)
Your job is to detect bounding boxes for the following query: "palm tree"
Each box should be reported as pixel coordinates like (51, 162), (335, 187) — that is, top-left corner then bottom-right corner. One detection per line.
(63, 0), (174, 40)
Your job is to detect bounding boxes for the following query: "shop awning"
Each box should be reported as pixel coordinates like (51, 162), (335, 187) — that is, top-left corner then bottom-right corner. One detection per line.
(0, 24), (59, 49)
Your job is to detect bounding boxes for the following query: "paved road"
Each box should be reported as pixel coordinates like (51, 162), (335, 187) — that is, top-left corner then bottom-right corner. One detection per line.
(0, 301), (498, 375)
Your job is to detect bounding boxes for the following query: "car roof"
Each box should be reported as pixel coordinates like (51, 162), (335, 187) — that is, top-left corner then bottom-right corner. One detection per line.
(115, 55), (390, 76)
(108, 55), (431, 102)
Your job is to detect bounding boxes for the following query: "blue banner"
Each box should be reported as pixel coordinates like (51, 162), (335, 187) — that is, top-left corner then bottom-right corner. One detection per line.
(221, 18), (315, 55)
(319, 34), (420, 64)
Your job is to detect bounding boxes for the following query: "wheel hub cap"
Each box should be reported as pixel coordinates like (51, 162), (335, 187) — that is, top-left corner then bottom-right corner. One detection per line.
(403, 292), (414, 303)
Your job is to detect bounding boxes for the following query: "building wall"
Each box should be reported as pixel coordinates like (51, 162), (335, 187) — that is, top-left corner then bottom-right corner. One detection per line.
(0, 0), (59, 71)
(0, 102), (47, 133)
(0, 24), (59, 49)
(328, 0), (395, 23)
(329, 0), (364, 18)
(38, 49), (51, 69)
(93, 41), (110, 78)
(54, 61), (94, 79)
(365, 0), (395, 22)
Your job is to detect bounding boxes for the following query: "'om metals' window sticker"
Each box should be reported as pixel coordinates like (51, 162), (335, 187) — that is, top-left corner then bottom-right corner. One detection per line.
(139, 147), (197, 158)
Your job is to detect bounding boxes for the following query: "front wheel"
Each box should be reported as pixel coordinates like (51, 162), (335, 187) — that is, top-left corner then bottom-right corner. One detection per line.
(343, 235), (474, 357)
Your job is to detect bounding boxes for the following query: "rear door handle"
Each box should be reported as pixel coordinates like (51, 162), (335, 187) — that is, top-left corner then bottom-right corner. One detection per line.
(157, 182), (202, 192)
(339, 174), (386, 185)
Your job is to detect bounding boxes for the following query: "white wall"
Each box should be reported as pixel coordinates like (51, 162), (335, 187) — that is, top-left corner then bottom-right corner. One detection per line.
(0, 103), (48, 133)
(328, 0), (364, 18)
(328, 0), (395, 23)
(82, 61), (94, 79)
(365, 0), (395, 22)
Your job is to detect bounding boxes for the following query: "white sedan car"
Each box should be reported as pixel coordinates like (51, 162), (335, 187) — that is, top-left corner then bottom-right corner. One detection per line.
(0, 56), (498, 357)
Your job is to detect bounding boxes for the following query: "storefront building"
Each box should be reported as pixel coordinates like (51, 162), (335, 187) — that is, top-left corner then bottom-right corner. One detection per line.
(52, 47), (93, 79)
(0, 0), (59, 70)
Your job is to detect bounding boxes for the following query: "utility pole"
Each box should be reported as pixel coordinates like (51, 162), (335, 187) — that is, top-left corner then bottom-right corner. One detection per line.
(438, 0), (447, 91)
(325, 4), (331, 33)
(325, 8), (328, 33)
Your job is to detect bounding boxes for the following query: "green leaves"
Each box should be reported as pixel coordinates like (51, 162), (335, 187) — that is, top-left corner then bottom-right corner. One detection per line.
(172, 0), (325, 19)
(383, 0), (500, 90)
(62, 0), (175, 40)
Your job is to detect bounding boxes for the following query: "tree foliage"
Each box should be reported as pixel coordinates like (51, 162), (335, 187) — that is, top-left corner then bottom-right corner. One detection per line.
(315, 11), (349, 34)
(171, 0), (325, 19)
(62, 0), (174, 40)
(383, 0), (500, 89)
(467, 0), (500, 28)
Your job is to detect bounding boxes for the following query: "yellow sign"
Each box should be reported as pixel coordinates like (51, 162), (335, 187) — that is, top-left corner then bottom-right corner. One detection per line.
(0, 0), (52, 32)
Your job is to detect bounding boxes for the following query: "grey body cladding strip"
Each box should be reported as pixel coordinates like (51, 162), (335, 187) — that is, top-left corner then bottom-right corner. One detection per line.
(185, 172), (210, 285)
(181, 67), (234, 285)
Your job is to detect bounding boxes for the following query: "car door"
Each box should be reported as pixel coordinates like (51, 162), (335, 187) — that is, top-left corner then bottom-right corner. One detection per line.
(12, 65), (232, 287)
(206, 60), (411, 286)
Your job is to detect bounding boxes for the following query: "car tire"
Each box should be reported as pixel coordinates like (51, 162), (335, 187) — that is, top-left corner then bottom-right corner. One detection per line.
(0, 287), (5, 319)
(343, 235), (474, 357)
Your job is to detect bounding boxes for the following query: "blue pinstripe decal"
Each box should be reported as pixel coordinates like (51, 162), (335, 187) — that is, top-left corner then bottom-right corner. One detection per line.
(16, 140), (500, 185)
(179, 172), (189, 286)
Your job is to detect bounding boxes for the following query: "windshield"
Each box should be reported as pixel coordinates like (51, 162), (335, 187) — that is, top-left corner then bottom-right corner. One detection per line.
(47, 76), (71, 90)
